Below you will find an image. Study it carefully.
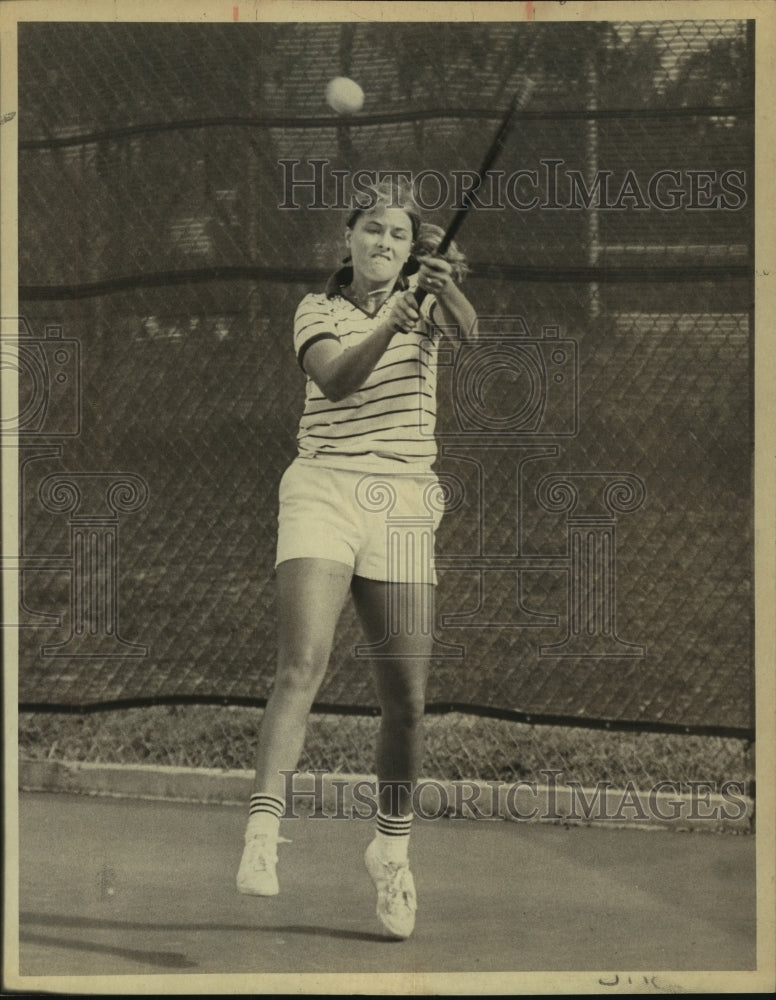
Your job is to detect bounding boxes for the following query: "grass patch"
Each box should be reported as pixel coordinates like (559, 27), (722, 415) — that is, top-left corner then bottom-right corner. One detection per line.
(18, 705), (749, 790)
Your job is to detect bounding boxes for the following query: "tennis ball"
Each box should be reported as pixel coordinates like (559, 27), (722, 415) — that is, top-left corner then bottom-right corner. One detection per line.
(325, 76), (364, 115)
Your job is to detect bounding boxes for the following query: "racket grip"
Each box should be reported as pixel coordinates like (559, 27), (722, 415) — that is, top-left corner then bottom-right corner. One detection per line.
(414, 287), (430, 310)
(394, 286), (429, 336)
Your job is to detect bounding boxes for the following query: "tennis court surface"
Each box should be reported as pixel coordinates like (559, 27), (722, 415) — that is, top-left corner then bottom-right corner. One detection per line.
(15, 790), (756, 982)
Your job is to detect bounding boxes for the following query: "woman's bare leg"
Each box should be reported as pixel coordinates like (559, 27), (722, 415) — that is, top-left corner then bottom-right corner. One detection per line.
(251, 557), (353, 799)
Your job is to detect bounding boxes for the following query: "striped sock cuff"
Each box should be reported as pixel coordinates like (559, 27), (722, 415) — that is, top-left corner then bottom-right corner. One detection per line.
(249, 793), (285, 820)
(376, 811), (413, 837)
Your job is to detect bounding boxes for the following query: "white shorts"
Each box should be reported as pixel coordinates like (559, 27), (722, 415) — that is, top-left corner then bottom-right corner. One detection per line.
(276, 460), (444, 584)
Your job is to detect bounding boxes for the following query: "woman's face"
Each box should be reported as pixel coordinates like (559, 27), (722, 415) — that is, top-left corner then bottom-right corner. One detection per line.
(345, 206), (414, 286)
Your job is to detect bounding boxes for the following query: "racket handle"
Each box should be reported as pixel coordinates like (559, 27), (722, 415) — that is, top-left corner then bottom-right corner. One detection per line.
(392, 284), (428, 336)
(414, 286), (430, 310)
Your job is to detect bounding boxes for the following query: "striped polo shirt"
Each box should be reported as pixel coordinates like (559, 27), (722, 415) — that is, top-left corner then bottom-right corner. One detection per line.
(293, 268), (442, 473)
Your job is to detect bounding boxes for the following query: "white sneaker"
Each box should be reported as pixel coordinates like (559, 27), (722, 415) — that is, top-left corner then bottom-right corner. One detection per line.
(364, 837), (417, 938)
(236, 833), (290, 896)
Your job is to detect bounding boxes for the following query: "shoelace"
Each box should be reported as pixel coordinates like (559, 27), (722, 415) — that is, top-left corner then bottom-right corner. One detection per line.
(245, 834), (292, 865)
(377, 860), (414, 905)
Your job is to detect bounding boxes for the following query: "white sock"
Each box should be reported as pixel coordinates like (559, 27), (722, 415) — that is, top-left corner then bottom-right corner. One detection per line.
(246, 793), (284, 840)
(375, 811), (412, 863)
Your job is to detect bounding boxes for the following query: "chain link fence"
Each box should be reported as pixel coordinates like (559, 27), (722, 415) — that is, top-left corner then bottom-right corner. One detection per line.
(12, 19), (754, 787)
(18, 706), (749, 790)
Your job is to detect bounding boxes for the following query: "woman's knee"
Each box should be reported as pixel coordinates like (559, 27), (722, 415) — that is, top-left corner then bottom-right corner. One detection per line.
(274, 646), (330, 698)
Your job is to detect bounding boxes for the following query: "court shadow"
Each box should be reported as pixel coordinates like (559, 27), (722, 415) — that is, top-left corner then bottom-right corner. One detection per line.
(272, 923), (397, 944)
(21, 911), (394, 944)
(19, 930), (198, 970)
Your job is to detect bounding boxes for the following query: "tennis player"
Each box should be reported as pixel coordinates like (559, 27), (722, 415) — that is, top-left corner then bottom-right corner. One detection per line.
(237, 179), (477, 939)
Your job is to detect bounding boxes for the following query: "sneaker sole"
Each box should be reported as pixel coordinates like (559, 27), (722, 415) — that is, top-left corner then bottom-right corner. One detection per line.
(237, 881), (279, 897)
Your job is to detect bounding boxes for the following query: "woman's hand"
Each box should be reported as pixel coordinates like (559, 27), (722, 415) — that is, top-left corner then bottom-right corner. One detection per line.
(386, 288), (421, 333)
(416, 253), (479, 344)
(416, 255), (456, 300)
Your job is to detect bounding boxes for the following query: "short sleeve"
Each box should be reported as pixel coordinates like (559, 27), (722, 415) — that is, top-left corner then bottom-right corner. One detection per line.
(293, 294), (339, 372)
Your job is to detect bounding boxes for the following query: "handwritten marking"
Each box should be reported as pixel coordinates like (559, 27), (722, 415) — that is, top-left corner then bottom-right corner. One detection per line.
(598, 974), (687, 993)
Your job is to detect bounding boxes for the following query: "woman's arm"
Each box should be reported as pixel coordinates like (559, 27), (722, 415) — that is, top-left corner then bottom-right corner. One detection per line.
(416, 255), (479, 343)
(302, 290), (421, 403)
